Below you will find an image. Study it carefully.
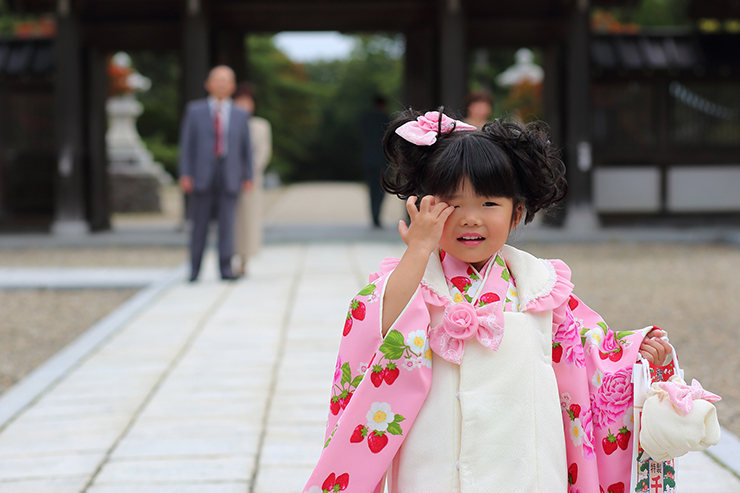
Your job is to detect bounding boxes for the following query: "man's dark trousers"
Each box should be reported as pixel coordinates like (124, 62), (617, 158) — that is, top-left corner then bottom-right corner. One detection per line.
(188, 157), (238, 280)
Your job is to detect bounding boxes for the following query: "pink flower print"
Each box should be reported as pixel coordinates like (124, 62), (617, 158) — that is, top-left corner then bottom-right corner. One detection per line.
(592, 367), (633, 430)
(580, 407), (596, 460)
(601, 328), (621, 353)
(357, 362), (370, 374)
(402, 358), (418, 371)
(333, 354), (342, 384)
(554, 318), (585, 367)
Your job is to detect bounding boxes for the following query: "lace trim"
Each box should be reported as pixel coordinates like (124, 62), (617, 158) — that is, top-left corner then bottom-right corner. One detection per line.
(519, 259), (557, 309)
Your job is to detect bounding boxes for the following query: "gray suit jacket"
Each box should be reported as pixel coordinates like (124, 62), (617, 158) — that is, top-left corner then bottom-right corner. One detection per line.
(178, 99), (253, 195)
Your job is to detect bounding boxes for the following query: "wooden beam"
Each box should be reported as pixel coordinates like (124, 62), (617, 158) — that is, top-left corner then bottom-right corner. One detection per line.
(86, 46), (110, 231)
(182, 1), (209, 104)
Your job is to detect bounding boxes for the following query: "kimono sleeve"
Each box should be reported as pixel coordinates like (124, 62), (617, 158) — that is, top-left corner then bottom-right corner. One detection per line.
(552, 289), (656, 492)
(303, 262), (434, 493)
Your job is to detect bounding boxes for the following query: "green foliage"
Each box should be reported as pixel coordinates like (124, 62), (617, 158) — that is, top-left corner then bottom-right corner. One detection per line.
(0, 0), (32, 34)
(130, 51), (182, 178)
(632, 0), (691, 28)
(247, 35), (323, 181)
(293, 34), (403, 182)
(142, 135), (179, 177)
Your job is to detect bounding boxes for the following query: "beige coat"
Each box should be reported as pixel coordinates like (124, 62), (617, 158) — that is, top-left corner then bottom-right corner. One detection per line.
(235, 116), (272, 266)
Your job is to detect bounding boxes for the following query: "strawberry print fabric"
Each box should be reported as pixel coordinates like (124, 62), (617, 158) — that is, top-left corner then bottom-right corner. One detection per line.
(304, 249), (667, 493)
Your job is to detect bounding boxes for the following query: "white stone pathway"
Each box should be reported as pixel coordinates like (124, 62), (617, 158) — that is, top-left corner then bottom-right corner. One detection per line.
(0, 243), (738, 492)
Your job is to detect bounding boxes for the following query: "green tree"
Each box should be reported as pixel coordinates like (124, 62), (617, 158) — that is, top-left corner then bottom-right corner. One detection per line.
(294, 34), (404, 181)
(247, 35), (323, 181)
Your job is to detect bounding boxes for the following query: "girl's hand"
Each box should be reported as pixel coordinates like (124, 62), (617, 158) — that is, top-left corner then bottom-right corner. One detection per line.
(399, 196), (454, 255)
(639, 328), (672, 365)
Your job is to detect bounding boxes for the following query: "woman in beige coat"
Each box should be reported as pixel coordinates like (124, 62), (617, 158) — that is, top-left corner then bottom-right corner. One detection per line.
(233, 83), (272, 276)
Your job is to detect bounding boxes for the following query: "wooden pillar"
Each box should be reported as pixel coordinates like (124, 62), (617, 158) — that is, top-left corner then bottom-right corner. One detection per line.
(564, 0), (594, 215)
(213, 29), (247, 82)
(438, 0), (466, 114)
(52, 0), (88, 234)
(542, 43), (566, 226)
(182, 0), (210, 104)
(404, 26), (436, 111)
(87, 47), (111, 231)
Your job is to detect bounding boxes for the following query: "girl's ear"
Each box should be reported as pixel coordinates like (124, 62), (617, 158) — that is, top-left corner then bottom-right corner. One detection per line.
(510, 204), (524, 231)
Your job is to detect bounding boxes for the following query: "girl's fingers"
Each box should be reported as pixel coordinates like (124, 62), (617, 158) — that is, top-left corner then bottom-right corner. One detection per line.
(406, 196), (419, 219)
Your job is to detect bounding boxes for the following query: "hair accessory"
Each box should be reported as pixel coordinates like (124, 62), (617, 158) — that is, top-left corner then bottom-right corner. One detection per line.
(395, 111), (477, 146)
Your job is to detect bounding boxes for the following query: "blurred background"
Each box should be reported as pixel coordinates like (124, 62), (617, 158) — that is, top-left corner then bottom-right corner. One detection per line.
(0, 0), (738, 233)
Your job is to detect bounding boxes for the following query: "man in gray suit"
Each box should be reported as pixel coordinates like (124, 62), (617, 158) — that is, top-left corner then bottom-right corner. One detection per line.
(179, 65), (253, 281)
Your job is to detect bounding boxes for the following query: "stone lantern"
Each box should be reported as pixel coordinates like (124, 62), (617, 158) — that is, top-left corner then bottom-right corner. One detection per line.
(106, 52), (171, 212)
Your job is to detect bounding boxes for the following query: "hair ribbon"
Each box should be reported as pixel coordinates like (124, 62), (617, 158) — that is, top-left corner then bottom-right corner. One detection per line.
(395, 111), (477, 146)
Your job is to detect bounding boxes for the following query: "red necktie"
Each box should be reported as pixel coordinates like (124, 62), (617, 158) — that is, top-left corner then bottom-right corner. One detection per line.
(214, 104), (223, 156)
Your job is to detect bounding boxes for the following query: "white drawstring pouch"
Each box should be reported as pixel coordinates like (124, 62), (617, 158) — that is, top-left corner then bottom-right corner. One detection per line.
(638, 350), (722, 462)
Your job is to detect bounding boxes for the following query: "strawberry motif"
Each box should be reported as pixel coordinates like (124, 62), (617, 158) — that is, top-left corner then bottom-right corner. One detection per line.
(568, 404), (581, 420)
(340, 391), (353, 409)
(568, 463), (578, 485)
(450, 276), (472, 293)
(321, 472), (350, 492)
(617, 426), (631, 450)
(334, 473), (350, 491)
(606, 482), (624, 493)
(330, 397), (341, 415)
(439, 249), (446, 261)
(603, 429), (618, 455)
(370, 365), (384, 387)
(599, 350), (610, 360)
(608, 346), (624, 362)
(343, 314), (353, 336)
(478, 292), (500, 307)
(367, 431), (388, 453)
(552, 343), (563, 363)
(350, 425), (366, 443)
(384, 363), (399, 385)
(568, 296), (579, 311)
(350, 299), (366, 321)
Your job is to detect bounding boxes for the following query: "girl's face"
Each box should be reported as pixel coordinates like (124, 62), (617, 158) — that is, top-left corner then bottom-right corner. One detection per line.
(436, 179), (522, 271)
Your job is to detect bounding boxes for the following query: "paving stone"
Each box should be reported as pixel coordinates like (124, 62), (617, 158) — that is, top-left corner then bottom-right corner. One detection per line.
(110, 435), (259, 459)
(93, 457), (254, 484)
(0, 453), (104, 480)
(0, 477), (90, 493)
(87, 484), (248, 493)
(253, 465), (314, 493)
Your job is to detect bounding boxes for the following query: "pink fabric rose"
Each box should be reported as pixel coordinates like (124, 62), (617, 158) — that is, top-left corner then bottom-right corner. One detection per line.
(592, 367), (633, 429)
(443, 303), (479, 340)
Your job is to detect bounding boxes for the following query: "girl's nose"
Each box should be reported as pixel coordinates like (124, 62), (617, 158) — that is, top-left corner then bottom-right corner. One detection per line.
(460, 209), (481, 226)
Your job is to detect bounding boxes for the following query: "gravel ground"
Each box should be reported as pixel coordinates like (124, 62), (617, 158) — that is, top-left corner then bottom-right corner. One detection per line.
(0, 247), (187, 267)
(0, 246), (185, 394)
(516, 241), (740, 437)
(0, 288), (137, 393)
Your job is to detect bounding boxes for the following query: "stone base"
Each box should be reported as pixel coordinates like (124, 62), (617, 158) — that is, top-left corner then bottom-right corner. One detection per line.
(109, 171), (161, 213)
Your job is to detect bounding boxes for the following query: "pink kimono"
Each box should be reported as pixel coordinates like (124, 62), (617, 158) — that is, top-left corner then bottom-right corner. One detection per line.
(303, 245), (657, 493)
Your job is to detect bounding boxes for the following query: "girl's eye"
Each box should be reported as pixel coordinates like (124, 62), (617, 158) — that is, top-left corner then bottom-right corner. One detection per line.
(483, 202), (497, 207)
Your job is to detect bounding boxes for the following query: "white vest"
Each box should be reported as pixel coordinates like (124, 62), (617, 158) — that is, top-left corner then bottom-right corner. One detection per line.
(387, 245), (568, 493)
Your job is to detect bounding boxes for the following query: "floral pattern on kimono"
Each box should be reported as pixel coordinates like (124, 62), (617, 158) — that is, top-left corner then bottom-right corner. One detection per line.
(304, 248), (664, 493)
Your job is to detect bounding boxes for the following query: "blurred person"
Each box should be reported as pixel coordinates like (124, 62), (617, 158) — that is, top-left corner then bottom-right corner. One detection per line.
(464, 90), (493, 129)
(233, 83), (272, 277)
(359, 94), (391, 228)
(179, 65), (253, 282)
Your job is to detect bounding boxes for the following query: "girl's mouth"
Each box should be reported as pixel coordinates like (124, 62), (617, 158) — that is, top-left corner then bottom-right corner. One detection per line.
(457, 235), (485, 245)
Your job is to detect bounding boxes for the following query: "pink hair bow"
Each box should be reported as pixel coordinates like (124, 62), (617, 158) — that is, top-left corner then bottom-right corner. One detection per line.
(395, 111), (477, 146)
(654, 378), (721, 415)
(428, 301), (504, 365)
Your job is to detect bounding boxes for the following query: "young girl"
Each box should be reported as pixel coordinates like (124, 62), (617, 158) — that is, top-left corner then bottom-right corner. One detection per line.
(303, 110), (674, 493)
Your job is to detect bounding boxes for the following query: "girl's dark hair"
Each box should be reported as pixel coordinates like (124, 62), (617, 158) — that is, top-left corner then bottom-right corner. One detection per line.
(381, 108), (567, 224)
